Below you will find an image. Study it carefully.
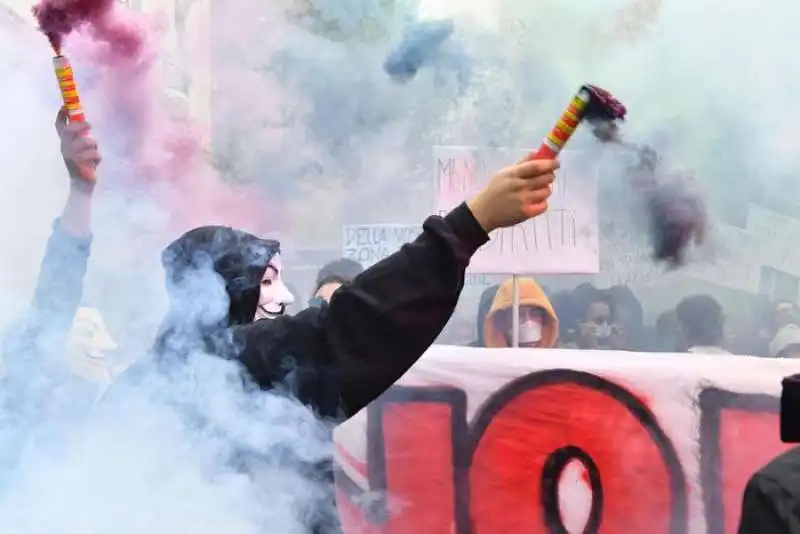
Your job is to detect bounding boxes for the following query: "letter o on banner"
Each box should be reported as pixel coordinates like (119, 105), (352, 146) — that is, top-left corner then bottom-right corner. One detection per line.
(540, 446), (603, 533)
(468, 370), (688, 534)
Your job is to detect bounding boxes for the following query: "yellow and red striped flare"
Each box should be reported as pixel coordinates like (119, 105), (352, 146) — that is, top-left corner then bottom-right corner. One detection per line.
(533, 88), (592, 160)
(53, 54), (94, 180)
(53, 55), (86, 123)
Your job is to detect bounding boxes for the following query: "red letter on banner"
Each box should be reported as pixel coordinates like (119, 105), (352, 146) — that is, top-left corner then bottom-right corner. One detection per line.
(698, 389), (794, 534)
(367, 387), (467, 534)
(468, 370), (688, 534)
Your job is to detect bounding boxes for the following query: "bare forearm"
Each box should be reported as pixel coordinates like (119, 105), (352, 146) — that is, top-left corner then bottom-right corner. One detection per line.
(59, 179), (94, 237)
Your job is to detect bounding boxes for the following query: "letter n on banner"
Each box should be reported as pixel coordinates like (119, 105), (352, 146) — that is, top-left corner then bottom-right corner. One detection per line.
(698, 388), (793, 534)
(366, 386), (469, 534)
(468, 370), (689, 534)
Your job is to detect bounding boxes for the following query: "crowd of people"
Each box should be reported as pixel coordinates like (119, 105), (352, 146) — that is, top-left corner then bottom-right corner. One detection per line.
(435, 278), (800, 358)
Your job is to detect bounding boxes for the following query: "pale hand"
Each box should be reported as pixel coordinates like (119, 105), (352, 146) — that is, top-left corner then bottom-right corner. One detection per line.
(467, 158), (559, 233)
(56, 107), (101, 184)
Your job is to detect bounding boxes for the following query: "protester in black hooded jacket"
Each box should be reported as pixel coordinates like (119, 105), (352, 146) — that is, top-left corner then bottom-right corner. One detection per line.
(112, 157), (559, 420)
(3, 109), (103, 388)
(103, 156), (559, 533)
(0, 109), (105, 492)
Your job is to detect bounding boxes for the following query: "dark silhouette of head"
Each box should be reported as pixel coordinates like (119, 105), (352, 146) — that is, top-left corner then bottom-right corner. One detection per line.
(676, 294), (724, 349)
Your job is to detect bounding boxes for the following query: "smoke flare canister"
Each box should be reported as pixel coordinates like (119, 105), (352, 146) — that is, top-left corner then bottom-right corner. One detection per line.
(529, 84), (626, 161)
(530, 88), (592, 160)
(53, 55), (86, 123)
(53, 54), (94, 180)
(522, 84), (625, 216)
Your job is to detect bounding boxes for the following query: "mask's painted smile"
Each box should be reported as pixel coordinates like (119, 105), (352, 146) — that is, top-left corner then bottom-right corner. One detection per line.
(257, 303), (286, 319)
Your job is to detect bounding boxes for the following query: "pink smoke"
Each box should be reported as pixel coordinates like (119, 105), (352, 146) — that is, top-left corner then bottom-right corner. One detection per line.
(33, 0), (279, 236)
(33, 0), (116, 51)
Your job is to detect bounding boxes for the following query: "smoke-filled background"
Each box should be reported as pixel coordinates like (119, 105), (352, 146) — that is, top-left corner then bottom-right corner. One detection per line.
(0, 0), (798, 530)
(210, 0), (800, 323)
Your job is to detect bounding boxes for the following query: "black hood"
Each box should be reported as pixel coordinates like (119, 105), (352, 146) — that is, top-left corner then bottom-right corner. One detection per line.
(155, 225), (280, 358)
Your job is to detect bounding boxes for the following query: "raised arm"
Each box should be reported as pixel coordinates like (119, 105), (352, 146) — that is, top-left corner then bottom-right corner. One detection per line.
(3, 109), (101, 369)
(237, 157), (559, 418)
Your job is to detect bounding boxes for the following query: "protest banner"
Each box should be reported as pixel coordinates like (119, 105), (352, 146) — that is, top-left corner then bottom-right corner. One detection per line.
(341, 224), (504, 291)
(342, 224), (421, 268)
(433, 146), (600, 275)
(334, 346), (800, 534)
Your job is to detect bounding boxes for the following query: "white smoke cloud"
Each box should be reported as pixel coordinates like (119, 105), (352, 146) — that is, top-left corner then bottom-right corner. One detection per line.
(1, 353), (334, 533)
(0, 0), (798, 531)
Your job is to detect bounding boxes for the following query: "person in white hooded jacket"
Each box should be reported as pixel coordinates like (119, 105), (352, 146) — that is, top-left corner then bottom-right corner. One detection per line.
(2, 109), (120, 396)
(0, 109), (116, 487)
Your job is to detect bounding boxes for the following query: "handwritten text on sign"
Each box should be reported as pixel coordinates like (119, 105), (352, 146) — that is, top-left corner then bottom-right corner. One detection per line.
(434, 146), (599, 274)
(342, 224), (421, 268)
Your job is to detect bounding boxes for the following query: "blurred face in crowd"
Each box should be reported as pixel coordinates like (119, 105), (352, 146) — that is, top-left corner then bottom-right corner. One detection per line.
(586, 301), (612, 332)
(254, 253), (295, 320)
(67, 307), (119, 383)
(68, 307), (117, 358)
(580, 300), (620, 349)
(314, 282), (343, 303)
(496, 305), (547, 348)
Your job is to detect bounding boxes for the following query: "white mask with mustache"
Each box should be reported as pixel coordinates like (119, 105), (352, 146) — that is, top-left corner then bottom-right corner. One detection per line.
(253, 253), (295, 320)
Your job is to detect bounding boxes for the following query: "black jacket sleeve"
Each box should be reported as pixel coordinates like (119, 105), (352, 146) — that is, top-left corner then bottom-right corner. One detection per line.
(738, 461), (800, 533)
(737, 446), (800, 534)
(236, 203), (488, 418)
